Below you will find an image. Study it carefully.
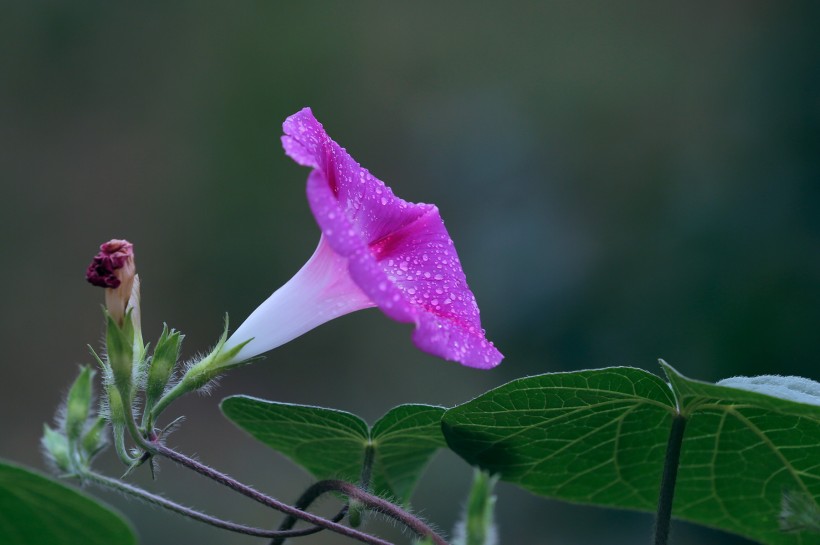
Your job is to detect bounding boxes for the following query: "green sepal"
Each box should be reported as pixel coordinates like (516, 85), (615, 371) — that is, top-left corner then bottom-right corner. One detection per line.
(105, 312), (134, 393)
(41, 425), (71, 474)
(88, 346), (109, 374)
(65, 366), (94, 443)
(146, 324), (183, 407)
(105, 385), (127, 428)
(179, 316), (256, 391)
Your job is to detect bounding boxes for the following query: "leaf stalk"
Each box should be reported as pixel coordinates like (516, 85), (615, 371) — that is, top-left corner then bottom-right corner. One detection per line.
(654, 414), (687, 545)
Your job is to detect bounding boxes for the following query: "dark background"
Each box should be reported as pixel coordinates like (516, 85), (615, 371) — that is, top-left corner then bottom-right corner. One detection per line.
(2, 3), (818, 544)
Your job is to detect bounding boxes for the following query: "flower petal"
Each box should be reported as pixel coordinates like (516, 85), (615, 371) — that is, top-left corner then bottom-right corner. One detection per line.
(284, 108), (502, 369)
(224, 236), (375, 362)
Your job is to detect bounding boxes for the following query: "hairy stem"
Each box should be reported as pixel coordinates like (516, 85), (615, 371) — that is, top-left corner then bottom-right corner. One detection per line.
(124, 403), (146, 455)
(83, 470), (329, 539)
(654, 414), (687, 545)
(150, 442), (393, 545)
(270, 487), (349, 545)
(112, 423), (138, 466)
(270, 445), (376, 545)
(148, 380), (189, 426)
(282, 479), (449, 545)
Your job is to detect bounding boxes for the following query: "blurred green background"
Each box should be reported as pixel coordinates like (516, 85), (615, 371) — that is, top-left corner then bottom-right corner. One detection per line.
(2, 2), (818, 544)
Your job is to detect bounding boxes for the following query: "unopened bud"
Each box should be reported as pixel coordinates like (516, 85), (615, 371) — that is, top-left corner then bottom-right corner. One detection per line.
(81, 416), (108, 461)
(348, 501), (364, 527)
(65, 366), (94, 442)
(146, 325), (182, 407)
(86, 239), (136, 326)
(42, 426), (71, 473)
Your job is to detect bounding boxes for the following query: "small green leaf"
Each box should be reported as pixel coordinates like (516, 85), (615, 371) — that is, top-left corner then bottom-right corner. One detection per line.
(443, 365), (820, 545)
(0, 460), (136, 545)
(221, 397), (445, 503)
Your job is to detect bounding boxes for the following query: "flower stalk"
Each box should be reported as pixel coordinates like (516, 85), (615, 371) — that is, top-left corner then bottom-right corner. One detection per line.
(275, 479), (450, 545)
(82, 469), (336, 540)
(148, 441), (402, 545)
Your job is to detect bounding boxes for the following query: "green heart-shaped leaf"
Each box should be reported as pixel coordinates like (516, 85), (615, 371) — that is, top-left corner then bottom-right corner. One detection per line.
(370, 404), (447, 503)
(0, 460), (136, 545)
(661, 362), (820, 544)
(442, 365), (820, 545)
(443, 367), (675, 509)
(221, 396), (444, 504)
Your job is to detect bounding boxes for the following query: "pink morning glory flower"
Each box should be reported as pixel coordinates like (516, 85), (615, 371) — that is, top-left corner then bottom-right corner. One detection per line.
(222, 108), (502, 369)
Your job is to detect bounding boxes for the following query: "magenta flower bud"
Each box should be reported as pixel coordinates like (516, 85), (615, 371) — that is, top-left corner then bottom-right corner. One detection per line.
(85, 239), (136, 325)
(223, 108), (502, 369)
